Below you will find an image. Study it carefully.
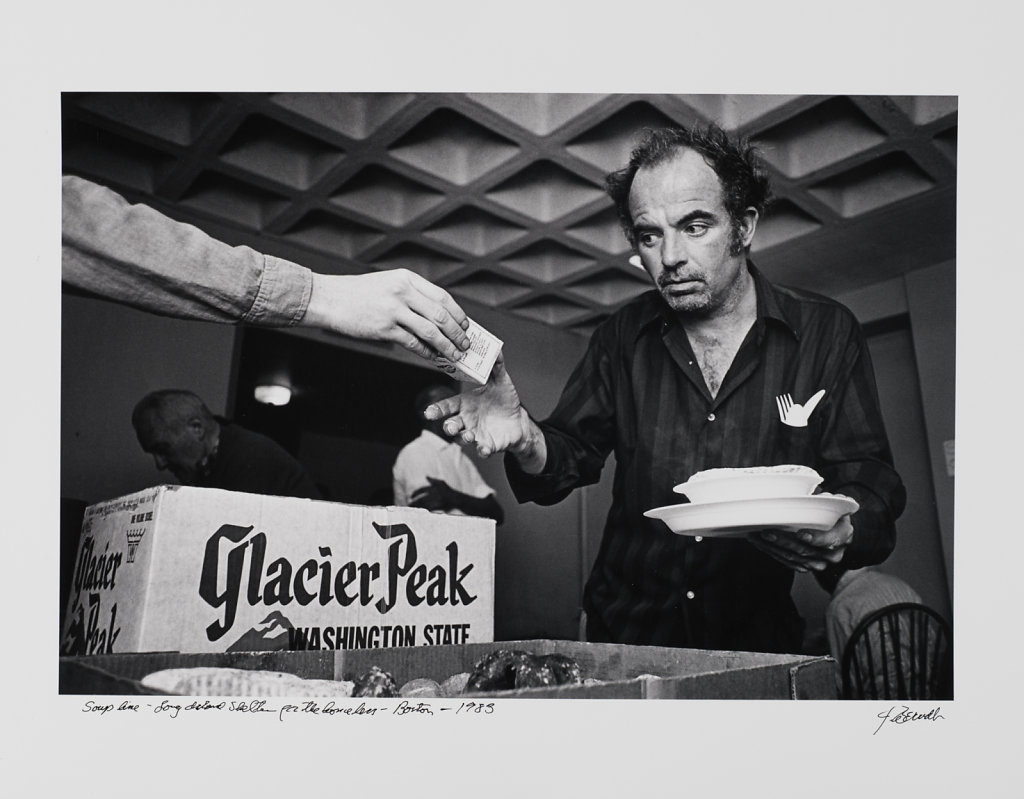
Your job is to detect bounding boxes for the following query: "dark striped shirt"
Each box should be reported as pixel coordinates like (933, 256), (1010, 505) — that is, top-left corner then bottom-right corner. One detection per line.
(506, 263), (905, 653)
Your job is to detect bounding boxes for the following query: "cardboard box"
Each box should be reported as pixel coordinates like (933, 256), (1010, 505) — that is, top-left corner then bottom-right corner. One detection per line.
(59, 486), (495, 656)
(59, 640), (837, 699)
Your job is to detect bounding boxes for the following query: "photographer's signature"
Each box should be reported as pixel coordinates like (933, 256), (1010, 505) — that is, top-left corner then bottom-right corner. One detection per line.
(873, 705), (945, 735)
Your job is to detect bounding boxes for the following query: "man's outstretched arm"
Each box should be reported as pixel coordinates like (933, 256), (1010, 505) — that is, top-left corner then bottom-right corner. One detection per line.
(424, 354), (547, 472)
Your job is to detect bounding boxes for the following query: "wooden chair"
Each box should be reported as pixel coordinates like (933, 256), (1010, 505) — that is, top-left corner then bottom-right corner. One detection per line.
(840, 602), (952, 700)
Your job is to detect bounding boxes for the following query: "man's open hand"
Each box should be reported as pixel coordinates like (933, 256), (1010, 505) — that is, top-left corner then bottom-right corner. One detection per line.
(423, 354), (540, 462)
(748, 514), (854, 572)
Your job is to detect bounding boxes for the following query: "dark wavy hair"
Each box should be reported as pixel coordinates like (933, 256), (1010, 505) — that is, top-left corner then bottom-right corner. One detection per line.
(605, 124), (773, 252)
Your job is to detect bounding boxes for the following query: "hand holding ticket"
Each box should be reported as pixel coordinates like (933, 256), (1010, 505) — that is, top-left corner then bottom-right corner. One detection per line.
(430, 319), (504, 384)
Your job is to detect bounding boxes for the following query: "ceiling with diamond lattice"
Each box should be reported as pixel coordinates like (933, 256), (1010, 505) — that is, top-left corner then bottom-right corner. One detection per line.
(61, 93), (957, 338)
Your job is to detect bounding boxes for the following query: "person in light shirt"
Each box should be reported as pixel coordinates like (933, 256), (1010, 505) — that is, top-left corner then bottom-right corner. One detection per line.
(820, 566), (946, 698)
(393, 384), (504, 523)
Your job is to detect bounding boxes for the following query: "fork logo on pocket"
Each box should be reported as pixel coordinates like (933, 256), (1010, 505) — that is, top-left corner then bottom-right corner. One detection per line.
(776, 389), (826, 428)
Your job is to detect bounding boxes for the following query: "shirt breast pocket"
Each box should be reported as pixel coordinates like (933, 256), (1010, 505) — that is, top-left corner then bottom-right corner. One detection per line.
(773, 419), (819, 464)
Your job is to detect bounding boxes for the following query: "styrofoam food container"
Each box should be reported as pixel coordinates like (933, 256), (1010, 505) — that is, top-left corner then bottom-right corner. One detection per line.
(645, 493), (858, 537)
(673, 465), (823, 504)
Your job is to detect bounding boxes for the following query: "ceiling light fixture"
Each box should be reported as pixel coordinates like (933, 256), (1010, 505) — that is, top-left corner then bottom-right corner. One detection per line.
(254, 384), (292, 406)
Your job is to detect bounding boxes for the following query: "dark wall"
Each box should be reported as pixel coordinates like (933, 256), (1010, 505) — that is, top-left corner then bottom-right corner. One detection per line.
(793, 261), (956, 650)
(61, 293), (237, 504)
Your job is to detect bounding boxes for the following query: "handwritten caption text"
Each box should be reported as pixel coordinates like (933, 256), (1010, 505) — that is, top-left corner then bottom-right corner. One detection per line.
(81, 698), (496, 723)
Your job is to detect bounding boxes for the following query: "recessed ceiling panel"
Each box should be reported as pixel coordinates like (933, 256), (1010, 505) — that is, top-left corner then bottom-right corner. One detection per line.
(269, 92), (416, 139)
(179, 171), (290, 230)
(423, 206), (526, 256)
(565, 101), (678, 173)
(388, 109), (520, 185)
(487, 160), (606, 222)
(446, 272), (533, 306)
(753, 96), (887, 179)
(751, 200), (823, 252)
(469, 93), (608, 136)
(62, 126), (176, 193)
(74, 92), (222, 146)
(889, 95), (958, 126)
(283, 210), (384, 258)
(508, 296), (592, 327)
(500, 240), (597, 283)
(677, 94), (802, 130)
(808, 153), (936, 218)
(329, 165), (444, 226)
(564, 268), (651, 307)
(219, 114), (345, 190)
(370, 242), (466, 284)
(565, 206), (630, 255)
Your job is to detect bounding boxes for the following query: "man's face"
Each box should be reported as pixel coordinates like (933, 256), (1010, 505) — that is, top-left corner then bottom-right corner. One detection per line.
(135, 412), (209, 485)
(628, 148), (757, 317)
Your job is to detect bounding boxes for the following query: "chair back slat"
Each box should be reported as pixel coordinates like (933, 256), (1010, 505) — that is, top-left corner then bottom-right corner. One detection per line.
(839, 602), (952, 701)
(909, 609), (923, 696)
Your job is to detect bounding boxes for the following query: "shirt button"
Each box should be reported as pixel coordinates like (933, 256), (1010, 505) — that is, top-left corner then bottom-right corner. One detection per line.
(685, 590), (696, 600)
(707, 412), (716, 422)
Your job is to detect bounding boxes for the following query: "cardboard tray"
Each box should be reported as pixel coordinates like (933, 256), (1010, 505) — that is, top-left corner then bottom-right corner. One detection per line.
(59, 639), (837, 699)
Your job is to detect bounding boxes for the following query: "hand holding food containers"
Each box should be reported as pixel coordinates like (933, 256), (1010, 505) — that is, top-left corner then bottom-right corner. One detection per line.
(644, 465), (858, 573)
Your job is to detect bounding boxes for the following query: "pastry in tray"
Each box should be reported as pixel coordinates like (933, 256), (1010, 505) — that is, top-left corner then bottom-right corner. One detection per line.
(141, 666), (355, 697)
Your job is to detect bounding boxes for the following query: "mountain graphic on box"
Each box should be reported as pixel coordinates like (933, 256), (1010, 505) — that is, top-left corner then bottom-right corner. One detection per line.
(226, 610), (294, 652)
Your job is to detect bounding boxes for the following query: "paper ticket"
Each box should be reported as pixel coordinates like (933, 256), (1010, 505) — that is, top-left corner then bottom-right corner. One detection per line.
(431, 319), (503, 385)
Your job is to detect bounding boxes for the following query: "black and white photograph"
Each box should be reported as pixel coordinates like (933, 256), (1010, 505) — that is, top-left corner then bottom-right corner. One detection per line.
(3, 2), (1020, 795)
(56, 90), (956, 694)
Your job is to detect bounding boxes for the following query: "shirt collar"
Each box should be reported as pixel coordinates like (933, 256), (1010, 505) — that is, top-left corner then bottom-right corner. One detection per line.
(634, 260), (801, 342)
(751, 262), (800, 341)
